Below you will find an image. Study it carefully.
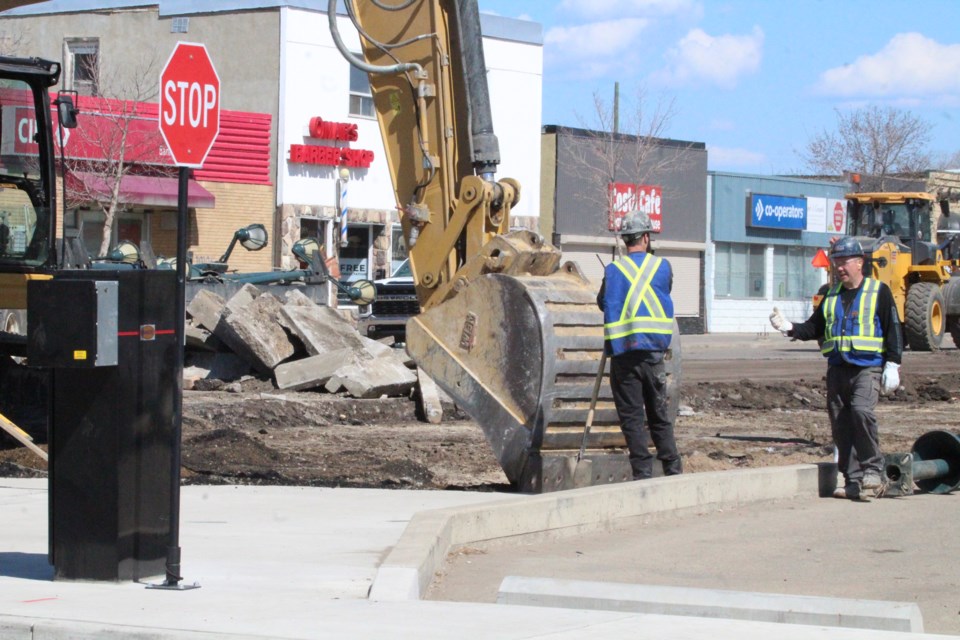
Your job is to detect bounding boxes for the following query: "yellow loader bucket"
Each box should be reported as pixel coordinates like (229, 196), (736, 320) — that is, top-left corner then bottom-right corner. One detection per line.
(406, 257), (681, 492)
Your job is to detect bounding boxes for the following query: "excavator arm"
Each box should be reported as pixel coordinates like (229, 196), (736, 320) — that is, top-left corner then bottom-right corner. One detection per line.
(331, 0), (681, 492)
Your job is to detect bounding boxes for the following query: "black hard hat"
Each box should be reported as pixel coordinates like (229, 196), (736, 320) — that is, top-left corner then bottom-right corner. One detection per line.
(829, 237), (864, 259)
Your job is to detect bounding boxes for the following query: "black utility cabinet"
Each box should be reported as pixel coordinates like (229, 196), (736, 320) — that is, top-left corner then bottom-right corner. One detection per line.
(28, 269), (178, 581)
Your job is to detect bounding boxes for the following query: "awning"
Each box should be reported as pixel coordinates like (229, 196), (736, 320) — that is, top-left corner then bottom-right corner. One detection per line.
(69, 171), (216, 209)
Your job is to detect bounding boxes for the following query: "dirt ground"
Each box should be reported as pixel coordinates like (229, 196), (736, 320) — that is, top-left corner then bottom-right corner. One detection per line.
(2, 341), (959, 491)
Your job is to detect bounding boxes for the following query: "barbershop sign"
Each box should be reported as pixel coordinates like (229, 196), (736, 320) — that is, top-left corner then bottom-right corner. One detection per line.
(748, 193), (807, 230)
(289, 116), (374, 169)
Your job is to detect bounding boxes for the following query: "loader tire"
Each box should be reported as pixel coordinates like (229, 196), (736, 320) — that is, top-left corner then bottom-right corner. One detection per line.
(904, 282), (945, 351)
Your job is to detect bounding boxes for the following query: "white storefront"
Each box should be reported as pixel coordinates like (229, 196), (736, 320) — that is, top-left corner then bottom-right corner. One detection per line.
(276, 7), (543, 298)
(705, 172), (848, 333)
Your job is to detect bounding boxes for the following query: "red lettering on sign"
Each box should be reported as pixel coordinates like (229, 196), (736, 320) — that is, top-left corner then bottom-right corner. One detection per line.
(288, 144), (375, 169)
(308, 117), (359, 142)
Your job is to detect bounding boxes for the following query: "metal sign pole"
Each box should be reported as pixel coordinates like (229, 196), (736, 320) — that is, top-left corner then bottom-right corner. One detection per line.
(148, 165), (198, 590)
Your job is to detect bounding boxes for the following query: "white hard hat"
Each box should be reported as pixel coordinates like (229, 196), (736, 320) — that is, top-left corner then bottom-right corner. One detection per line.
(617, 210), (654, 235)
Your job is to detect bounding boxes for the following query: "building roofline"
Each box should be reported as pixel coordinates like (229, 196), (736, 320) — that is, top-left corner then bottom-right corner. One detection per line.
(2, 1), (543, 45)
(543, 124), (705, 151)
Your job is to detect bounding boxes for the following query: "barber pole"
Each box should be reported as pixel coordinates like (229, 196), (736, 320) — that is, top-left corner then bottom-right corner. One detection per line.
(338, 168), (349, 247)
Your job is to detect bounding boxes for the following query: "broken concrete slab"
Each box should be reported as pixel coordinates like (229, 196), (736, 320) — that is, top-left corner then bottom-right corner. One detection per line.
(186, 288), (227, 334)
(224, 293), (298, 373)
(283, 288), (319, 307)
(416, 368), (443, 424)
(185, 320), (222, 352)
(223, 283), (262, 317)
(280, 304), (366, 356)
(327, 356), (418, 399)
(274, 348), (357, 391)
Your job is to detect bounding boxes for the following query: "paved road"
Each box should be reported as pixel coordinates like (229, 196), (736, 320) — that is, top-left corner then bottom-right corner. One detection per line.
(681, 333), (960, 382)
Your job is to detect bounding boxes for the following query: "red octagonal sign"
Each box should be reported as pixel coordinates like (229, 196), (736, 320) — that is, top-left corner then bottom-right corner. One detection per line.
(159, 42), (220, 167)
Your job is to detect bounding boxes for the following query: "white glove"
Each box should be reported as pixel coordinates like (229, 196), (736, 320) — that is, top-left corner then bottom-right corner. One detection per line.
(769, 307), (793, 336)
(881, 362), (900, 395)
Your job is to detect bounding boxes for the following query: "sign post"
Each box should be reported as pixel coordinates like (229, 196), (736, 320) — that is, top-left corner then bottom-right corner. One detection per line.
(154, 41), (220, 591)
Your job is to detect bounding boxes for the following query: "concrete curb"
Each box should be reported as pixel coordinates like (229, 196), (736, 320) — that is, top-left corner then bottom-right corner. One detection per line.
(496, 576), (924, 633)
(368, 464), (829, 601)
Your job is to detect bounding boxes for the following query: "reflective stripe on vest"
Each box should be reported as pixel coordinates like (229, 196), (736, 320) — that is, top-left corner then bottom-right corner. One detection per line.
(604, 254), (672, 340)
(821, 278), (884, 359)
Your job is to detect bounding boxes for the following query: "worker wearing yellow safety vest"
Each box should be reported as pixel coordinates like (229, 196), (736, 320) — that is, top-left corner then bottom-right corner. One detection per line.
(770, 237), (903, 501)
(597, 210), (682, 480)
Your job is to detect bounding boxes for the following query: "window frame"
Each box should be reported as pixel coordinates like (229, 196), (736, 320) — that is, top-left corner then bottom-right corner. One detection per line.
(348, 59), (375, 119)
(715, 241), (766, 300)
(63, 37), (100, 96)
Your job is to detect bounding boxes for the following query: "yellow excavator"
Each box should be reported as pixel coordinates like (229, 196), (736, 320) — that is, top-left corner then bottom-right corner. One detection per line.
(824, 192), (960, 351)
(329, 0), (681, 492)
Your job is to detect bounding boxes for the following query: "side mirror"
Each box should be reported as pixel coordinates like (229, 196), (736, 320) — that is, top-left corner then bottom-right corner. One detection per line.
(54, 91), (79, 129)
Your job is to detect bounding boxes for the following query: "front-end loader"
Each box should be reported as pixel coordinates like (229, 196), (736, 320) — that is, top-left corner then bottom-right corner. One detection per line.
(841, 191), (960, 350)
(329, 0), (681, 492)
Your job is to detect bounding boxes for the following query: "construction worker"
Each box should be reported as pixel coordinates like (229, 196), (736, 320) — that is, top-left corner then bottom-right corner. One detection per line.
(769, 237), (903, 500)
(597, 210), (682, 480)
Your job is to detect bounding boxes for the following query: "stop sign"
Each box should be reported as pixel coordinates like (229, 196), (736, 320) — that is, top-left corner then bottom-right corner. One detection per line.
(159, 42), (220, 167)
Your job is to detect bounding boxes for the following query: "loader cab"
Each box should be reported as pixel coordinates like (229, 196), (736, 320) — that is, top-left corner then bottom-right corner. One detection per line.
(0, 57), (70, 272)
(846, 194), (937, 266)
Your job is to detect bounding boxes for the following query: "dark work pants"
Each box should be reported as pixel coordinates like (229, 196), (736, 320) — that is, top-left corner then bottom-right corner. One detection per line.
(610, 350), (682, 479)
(826, 365), (882, 486)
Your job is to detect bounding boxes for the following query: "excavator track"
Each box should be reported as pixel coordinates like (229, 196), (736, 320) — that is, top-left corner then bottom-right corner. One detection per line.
(406, 260), (681, 492)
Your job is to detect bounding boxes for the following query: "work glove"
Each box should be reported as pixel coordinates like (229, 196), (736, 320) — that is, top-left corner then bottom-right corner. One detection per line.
(769, 307), (792, 336)
(881, 362), (900, 395)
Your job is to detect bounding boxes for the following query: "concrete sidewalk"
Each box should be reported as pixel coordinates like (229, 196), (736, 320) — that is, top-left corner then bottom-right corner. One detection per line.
(1, 470), (958, 639)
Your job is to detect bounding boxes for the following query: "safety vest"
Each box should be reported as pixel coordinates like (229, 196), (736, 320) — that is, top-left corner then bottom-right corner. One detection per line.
(820, 277), (885, 367)
(602, 252), (673, 355)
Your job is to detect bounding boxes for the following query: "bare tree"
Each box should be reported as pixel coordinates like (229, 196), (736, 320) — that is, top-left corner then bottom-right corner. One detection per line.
(64, 50), (172, 256)
(801, 106), (932, 190)
(569, 85), (691, 234)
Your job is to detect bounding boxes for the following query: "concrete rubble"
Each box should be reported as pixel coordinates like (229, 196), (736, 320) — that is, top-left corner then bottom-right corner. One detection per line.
(184, 285), (445, 421)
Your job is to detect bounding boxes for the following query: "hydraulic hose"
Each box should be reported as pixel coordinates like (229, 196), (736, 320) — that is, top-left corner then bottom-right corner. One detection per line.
(451, 0), (500, 180)
(328, 0), (425, 78)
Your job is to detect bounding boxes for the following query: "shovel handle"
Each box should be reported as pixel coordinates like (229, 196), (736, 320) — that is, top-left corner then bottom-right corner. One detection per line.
(577, 349), (607, 461)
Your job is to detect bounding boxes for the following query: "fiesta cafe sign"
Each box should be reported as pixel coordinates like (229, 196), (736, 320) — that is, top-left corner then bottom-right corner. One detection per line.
(289, 116), (374, 169)
(608, 183), (663, 232)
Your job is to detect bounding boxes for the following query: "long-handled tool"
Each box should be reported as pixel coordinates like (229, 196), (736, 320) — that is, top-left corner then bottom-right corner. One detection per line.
(571, 349), (608, 486)
(0, 411), (47, 462)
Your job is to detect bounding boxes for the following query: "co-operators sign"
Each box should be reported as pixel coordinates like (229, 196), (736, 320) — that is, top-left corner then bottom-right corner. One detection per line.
(749, 193), (807, 230)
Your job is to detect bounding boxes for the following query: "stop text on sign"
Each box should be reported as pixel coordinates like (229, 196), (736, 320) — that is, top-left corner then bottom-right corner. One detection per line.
(163, 80), (217, 129)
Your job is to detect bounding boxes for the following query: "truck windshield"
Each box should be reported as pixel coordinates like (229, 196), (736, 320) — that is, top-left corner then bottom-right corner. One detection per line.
(391, 259), (411, 278)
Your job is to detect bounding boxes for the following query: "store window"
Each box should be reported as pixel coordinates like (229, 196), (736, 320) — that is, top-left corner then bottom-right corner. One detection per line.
(715, 242), (765, 298)
(338, 225), (371, 304)
(349, 60), (375, 118)
(64, 38), (99, 96)
(79, 209), (146, 257)
(390, 224), (408, 275)
(773, 246), (822, 300)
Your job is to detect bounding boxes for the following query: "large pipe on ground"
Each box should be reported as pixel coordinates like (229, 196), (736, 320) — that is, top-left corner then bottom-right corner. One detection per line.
(882, 430), (960, 496)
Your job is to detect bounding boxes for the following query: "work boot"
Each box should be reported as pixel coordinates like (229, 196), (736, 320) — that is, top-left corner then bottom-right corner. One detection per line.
(832, 483), (867, 501)
(862, 470), (883, 490)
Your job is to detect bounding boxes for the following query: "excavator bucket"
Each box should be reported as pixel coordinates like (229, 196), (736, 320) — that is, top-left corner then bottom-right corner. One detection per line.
(406, 250), (681, 493)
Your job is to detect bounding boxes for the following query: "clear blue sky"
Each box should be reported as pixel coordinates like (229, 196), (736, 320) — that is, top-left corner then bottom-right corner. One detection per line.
(478, 0), (960, 175)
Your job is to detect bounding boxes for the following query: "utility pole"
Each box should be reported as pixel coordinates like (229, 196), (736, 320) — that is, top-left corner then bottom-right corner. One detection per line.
(613, 81), (620, 134)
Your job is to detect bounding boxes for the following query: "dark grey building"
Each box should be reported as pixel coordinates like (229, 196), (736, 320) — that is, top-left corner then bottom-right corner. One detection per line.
(541, 125), (708, 333)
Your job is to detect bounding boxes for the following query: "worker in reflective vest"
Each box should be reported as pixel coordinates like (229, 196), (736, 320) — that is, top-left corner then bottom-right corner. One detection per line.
(770, 237), (903, 501)
(597, 210), (682, 480)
